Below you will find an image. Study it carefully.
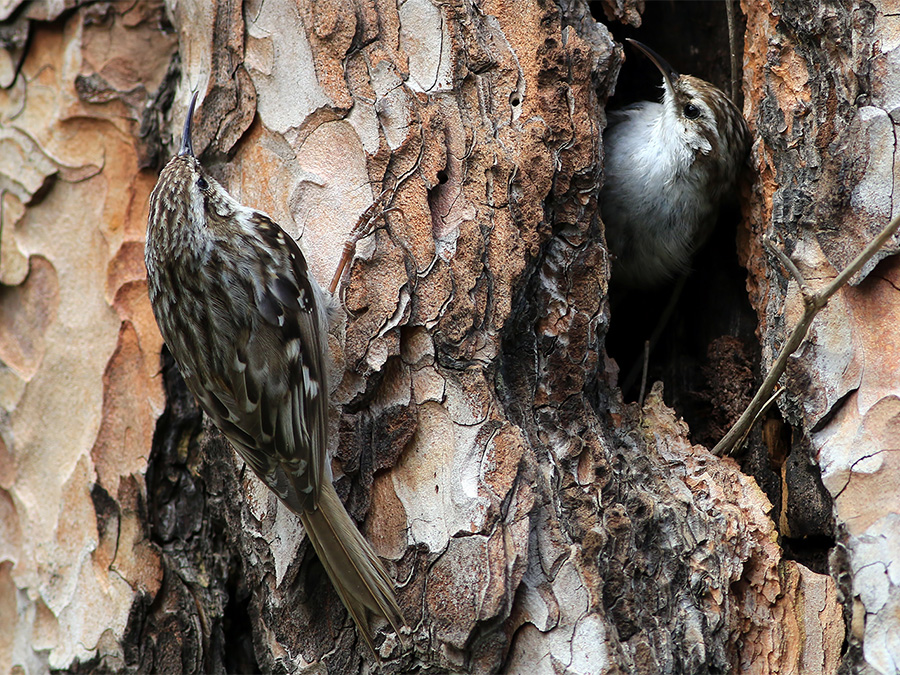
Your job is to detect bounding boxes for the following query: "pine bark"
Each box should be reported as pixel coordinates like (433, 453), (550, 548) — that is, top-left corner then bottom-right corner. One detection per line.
(0, 1), (895, 674)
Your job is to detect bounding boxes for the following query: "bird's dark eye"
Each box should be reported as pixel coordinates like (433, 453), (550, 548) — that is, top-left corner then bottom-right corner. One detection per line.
(197, 176), (209, 190)
(683, 103), (701, 119)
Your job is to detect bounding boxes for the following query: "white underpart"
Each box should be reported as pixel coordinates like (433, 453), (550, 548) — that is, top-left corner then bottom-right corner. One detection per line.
(601, 83), (722, 288)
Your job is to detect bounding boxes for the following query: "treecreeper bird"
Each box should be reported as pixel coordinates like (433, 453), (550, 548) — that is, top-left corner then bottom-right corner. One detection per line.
(145, 92), (404, 654)
(601, 39), (750, 288)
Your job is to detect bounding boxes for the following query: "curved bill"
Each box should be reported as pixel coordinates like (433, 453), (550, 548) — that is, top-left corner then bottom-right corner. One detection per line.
(626, 39), (679, 91)
(179, 91), (199, 157)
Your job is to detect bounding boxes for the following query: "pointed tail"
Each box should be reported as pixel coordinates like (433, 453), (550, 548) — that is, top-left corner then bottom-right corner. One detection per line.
(298, 481), (405, 654)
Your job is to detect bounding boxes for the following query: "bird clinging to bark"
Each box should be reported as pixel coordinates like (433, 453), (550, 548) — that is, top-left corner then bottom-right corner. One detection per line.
(145, 92), (404, 655)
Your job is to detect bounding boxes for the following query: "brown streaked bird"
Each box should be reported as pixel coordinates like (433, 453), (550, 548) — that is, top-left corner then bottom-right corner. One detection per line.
(145, 92), (404, 655)
(601, 39), (750, 288)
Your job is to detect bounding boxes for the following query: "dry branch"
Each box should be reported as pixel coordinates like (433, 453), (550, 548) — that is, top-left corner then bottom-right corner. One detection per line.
(713, 212), (900, 456)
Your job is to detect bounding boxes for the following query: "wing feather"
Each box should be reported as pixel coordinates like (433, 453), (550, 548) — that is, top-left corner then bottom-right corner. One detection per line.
(172, 211), (329, 512)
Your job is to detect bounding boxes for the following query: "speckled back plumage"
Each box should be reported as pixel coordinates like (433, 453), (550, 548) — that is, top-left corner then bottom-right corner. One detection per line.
(146, 154), (329, 511)
(145, 94), (403, 654)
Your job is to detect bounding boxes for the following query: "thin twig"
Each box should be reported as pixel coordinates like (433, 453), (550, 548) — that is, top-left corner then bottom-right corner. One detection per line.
(822, 215), (900, 299)
(328, 147), (424, 295)
(734, 386), (784, 453)
(623, 274), (687, 394)
(763, 237), (806, 292)
(328, 188), (396, 294)
(638, 340), (650, 408)
(725, 0), (741, 106)
(713, 213), (900, 456)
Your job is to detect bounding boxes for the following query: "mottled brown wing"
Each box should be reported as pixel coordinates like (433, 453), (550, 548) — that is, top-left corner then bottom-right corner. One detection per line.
(180, 212), (330, 513)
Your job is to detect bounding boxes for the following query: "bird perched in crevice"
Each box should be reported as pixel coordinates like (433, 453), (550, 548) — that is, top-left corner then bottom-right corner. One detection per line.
(601, 39), (750, 288)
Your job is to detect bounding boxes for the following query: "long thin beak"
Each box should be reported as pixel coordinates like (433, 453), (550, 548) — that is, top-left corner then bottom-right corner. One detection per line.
(179, 91), (198, 157)
(626, 39), (679, 91)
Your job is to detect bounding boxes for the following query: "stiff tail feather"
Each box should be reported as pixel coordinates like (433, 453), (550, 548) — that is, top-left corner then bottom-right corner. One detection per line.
(298, 482), (405, 654)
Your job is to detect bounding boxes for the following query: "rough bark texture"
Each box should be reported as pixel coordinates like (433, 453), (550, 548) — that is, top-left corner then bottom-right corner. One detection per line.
(741, 2), (900, 673)
(0, 0), (894, 674)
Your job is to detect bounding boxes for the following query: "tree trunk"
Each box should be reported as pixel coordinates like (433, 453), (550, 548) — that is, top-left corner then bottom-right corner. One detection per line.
(0, 0), (895, 673)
